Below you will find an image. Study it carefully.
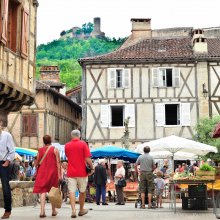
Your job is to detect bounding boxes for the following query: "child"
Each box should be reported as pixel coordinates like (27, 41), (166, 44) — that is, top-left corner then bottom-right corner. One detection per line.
(154, 171), (165, 208)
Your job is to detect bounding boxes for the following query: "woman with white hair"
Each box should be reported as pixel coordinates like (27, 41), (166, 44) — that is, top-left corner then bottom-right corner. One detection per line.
(114, 160), (125, 205)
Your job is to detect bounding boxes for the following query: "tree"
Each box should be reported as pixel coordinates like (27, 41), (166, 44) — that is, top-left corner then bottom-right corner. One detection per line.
(60, 30), (66, 36)
(194, 116), (220, 161)
(82, 22), (94, 34)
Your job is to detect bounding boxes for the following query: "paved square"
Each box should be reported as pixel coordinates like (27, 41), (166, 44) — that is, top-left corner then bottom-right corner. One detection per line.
(4, 203), (217, 220)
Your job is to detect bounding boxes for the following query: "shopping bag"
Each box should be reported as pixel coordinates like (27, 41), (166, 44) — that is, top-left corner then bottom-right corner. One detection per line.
(48, 186), (62, 208)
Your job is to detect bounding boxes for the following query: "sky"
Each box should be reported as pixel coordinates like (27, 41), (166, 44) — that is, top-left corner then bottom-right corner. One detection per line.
(37, 0), (220, 45)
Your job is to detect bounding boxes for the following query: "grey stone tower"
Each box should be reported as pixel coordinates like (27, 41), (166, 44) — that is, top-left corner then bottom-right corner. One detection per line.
(91, 17), (105, 38)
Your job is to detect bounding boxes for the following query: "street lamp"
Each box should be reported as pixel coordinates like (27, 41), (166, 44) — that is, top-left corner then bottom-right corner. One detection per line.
(202, 83), (208, 98)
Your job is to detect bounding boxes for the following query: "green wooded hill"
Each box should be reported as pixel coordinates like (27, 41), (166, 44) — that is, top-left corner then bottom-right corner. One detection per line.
(36, 37), (126, 89)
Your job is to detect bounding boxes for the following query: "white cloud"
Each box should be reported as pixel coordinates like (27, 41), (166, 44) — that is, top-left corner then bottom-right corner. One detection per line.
(37, 0), (220, 45)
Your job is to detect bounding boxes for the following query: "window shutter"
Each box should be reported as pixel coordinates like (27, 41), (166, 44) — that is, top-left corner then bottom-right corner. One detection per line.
(108, 68), (116, 88)
(100, 105), (109, 127)
(155, 103), (165, 126)
(125, 104), (135, 127)
(29, 114), (37, 136)
(21, 8), (29, 58)
(173, 68), (180, 87)
(158, 68), (164, 87)
(1, 0), (9, 45)
(22, 114), (29, 136)
(123, 69), (130, 88)
(152, 68), (159, 87)
(181, 103), (191, 126)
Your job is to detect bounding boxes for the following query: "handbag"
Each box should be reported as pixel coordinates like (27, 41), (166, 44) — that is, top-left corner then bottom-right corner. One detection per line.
(212, 122), (220, 138)
(86, 164), (92, 174)
(117, 178), (126, 188)
(48, 186), (62, 208)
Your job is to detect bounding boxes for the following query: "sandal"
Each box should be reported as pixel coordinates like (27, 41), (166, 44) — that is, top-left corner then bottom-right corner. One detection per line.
(71, 212), (77, 218)
(52, 211), (58, 216)
(39, 213), (46, 218)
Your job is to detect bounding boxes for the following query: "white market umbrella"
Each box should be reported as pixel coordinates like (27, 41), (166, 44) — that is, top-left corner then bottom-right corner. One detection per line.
(149, 151), (197, 160)
(135, 135), (217, 170)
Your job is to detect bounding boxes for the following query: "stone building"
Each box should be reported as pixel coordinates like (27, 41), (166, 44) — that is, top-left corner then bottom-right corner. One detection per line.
(8, 66), (82, 149)
(60, 17), (105, 40)
(79, 18), (220, 149)
(0, 0), (38, 126)
(66, 85), (82, 105)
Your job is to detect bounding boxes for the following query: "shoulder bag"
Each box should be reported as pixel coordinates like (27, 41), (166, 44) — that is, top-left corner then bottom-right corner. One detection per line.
(32, 145), (51, 180)
(118, 178), (126, 188)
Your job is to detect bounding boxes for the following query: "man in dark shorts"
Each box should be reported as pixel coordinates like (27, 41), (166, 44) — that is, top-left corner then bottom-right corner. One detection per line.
(135, 146), (155, 209)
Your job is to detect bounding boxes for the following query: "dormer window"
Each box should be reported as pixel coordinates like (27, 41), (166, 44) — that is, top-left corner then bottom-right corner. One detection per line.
(152, 67), (180, 87)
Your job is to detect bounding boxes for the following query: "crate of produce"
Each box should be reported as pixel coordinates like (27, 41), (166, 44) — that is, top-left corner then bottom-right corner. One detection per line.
(188, 185), (207, 198)
(196, 170), (215, 180)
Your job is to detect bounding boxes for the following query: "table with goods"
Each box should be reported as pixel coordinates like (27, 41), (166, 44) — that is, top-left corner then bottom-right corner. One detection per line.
(169, 164), (216, 213)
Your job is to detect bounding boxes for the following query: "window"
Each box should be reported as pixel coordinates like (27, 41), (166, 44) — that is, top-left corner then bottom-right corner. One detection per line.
(55, 117), (59, 140)
(116, 69), (123, 88)
(0, 0), (29, 57)
(108, 68), (130, 89)
(155, 103), (190, 126)
(53, 96), (58, 105)
(22, 114), (37, 136)
(100, 104), (135, 128)
(7, 1), (19, 52)
(165, 104), (180, 125)
(152, 67), (180, 87)
(111, 106), (124, 127)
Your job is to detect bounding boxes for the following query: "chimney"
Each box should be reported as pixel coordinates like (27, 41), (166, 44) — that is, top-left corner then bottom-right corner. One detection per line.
(40, 66), (61, 82)
(131, 18), (152, 38)
(192, 29), (208, 54)
(120, 18), (152, 49)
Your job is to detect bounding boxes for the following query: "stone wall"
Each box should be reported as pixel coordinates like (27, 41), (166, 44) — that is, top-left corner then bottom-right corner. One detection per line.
(0, 181), (34, 207)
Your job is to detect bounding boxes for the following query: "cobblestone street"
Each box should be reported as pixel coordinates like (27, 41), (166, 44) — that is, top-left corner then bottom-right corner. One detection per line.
(5, 203), (217, 220)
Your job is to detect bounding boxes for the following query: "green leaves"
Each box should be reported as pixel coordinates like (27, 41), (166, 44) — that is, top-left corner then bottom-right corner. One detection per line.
(199, 164), (215, 171)
(194, 116), (220, 161)
(36, 37), (126, 89)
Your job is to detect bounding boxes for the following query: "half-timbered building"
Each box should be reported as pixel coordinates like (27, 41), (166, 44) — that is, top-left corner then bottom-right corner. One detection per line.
(0, 0), (38, 126)
(8, 66), (82, 149)
(79, 18), (220, 149)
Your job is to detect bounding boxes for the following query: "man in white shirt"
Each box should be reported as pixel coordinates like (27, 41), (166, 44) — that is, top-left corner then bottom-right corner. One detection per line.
(0, 122), (15, 219)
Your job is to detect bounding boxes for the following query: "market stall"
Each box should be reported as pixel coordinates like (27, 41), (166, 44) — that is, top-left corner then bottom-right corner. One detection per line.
(15, 147), (37, 161)
(91, 146), (141, 201)
(170, 163), (216, 213)
(135, 135), (217, 170)
(91, 146), (141, 163)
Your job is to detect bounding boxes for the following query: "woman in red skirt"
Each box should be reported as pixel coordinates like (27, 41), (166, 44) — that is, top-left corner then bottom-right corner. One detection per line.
(33, 135), (61, 218)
